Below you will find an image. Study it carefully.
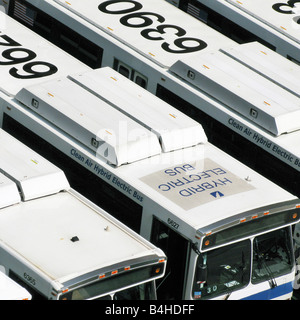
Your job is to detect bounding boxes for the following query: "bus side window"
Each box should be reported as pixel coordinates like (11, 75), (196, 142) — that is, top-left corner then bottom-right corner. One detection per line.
(119, 65), (131, 78)
(58, 26), (103, 68)
(114, 59), (148, 88)
(133, 72), (148, 89)
(116, 61), (132, 79)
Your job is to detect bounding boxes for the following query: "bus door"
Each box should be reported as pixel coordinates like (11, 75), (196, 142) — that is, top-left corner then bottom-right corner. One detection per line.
(151, 217), (190, 300)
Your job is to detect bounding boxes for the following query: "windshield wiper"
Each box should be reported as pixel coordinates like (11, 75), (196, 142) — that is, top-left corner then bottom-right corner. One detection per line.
(224, 251), (247, 300)
(254, 239), (277, 289)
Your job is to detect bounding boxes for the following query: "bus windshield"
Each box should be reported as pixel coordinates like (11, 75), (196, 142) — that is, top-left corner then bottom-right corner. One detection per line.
(62, 282), (155, 300)
(192, 227), (293, 299)
(59, 263), (163, 300)
(97, 283), (155, 300)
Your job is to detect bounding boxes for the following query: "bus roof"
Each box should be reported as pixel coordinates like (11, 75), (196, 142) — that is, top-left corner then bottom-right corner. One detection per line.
(224, 0), (300, 45)
(171, 41), (300, 136)
(13, 69), (297, 232)
(0, 271), (31, 300)
(0, 172), (20, 209)
(0, 11), (90, 97)
(118, 142), (298, 231)
(16, 68), (207, 166)
(50, 0), (236, 68)
(0, 129), (164, 286)
(0, 191), (160, 285)
(0, 129), (70, 201)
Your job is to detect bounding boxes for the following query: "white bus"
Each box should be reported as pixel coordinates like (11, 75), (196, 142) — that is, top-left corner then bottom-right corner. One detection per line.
(0, 128), (166, 300)
(166, 0), (300, 65)
(4, 0), (300, 200)
(5, 67), (300, 301)
(1, 9), (300, 300)
(0, 271), (32, 300)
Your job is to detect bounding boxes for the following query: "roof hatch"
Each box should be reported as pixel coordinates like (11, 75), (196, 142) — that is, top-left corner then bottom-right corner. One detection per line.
(68, 68), (207, 152)
(0, 129), (70, 201)
(170, 42), (300, 136)
(15, 76), (162, 166)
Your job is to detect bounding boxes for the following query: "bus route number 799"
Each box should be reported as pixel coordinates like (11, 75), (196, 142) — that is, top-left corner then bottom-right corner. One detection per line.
(0, 34), (58, 79)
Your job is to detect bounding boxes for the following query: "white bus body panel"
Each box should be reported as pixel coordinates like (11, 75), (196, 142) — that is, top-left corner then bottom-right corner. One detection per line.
(68, 68), (208, 152)
(0, 129), (69, 201)
(0, 10), (90, 97)
(16, 75), (162, 166)
(0, 271), (32, 300)
(0, 173), (20, 209)
(16, 68), (207, 164)
(220, 42), (300, 97)
(171, 42), (300, 136)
